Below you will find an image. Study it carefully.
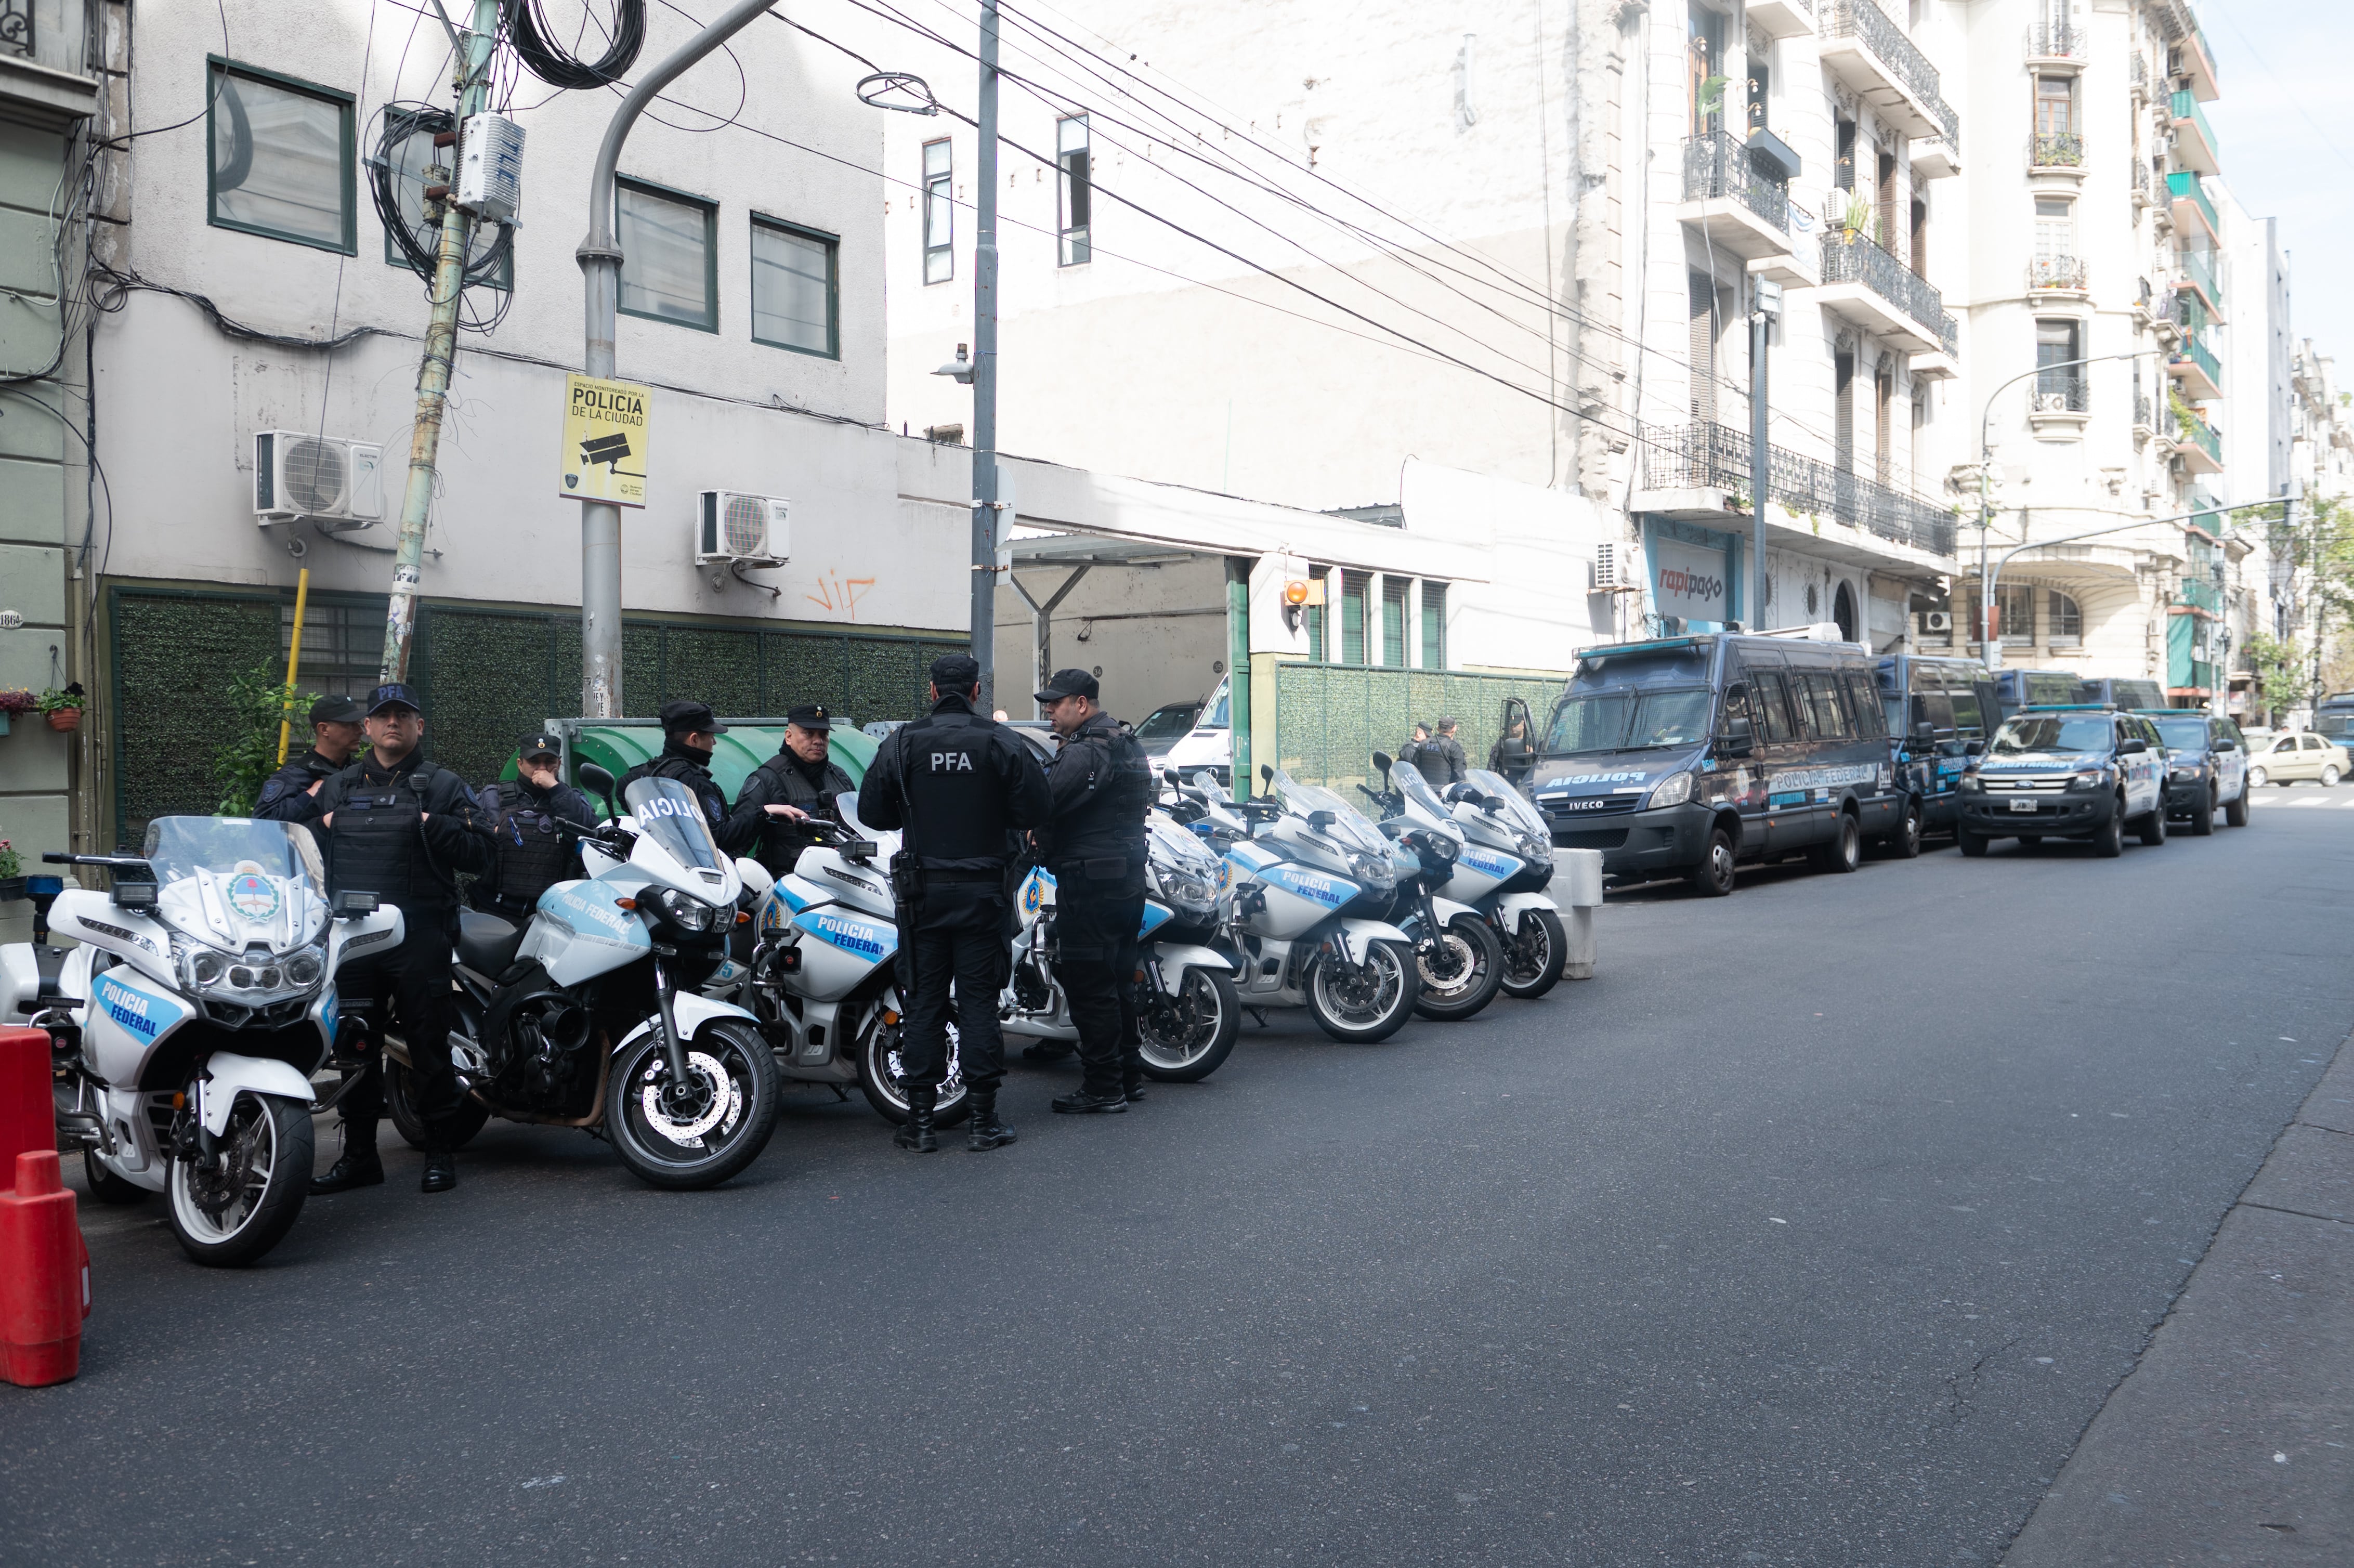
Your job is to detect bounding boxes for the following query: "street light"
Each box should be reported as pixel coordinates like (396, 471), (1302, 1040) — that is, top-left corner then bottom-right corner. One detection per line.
(1971, 349), (2161, 668)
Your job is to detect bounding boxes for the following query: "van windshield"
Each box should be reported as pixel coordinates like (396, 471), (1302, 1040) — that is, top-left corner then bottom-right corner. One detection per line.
(1991, 716), (2112, 754)
(1544, 688), (1712, 754)
(2313, 709), (2354, 742)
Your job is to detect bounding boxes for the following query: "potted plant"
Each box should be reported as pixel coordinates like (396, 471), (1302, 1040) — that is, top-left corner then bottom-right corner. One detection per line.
(38, 683), (85, 733)
(0, 835), (22, 903)
(0, 688), (33, 738)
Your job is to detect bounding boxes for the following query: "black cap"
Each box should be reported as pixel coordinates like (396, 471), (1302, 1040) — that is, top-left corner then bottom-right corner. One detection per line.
(517, 733), (561, 760)
(1034, 667), (1098, 704)
(928, 653), (980, 692)
(309, 695), (367, 726)
(785, 702), (832, 731)
(658, 699), (726, 735)
(365, 682), (422, 716)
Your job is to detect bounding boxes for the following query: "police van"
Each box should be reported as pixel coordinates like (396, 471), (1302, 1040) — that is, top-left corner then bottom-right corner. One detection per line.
(2077, 676), (2168, 711)
(1992, 668), (2094, 720)
(1874, 656), (2001, 849)
(1529, 629), (1903, 896)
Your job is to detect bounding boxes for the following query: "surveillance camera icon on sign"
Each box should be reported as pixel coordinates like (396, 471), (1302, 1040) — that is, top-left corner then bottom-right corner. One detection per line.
(579, 433), (634, 474)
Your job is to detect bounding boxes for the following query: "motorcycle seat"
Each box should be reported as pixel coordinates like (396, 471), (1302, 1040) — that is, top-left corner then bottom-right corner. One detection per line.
(456, 910), (527, 974)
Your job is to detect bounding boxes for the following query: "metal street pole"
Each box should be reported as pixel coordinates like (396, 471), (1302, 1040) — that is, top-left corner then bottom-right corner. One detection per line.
(378, 0), (503, 683)
(1749, 279), (1779, 630)
(970, 0), (1002, 710)
(576, 0), (777, 717)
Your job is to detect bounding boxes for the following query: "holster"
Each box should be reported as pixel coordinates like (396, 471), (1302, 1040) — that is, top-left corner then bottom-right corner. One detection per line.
(888, 850), (927, 906)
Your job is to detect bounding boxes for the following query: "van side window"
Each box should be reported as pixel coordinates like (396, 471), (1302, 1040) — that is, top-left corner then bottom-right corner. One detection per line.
(1720, 682), (1754, 741)
(1798, 673), (1851, 739)
(1914, 688), (1955, 735)
(1948, 683), (1986, 736)
(1752, 671), (1796, 742)
(1845, 673), (1888, 739)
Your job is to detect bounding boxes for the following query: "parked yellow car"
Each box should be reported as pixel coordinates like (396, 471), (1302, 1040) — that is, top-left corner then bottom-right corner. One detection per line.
(2247, 730), (2350, 788)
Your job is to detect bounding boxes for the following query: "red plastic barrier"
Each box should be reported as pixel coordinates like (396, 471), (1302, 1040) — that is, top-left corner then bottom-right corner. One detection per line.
(2, 1151), (87, 1386)
(0, 1026), (50, 1174)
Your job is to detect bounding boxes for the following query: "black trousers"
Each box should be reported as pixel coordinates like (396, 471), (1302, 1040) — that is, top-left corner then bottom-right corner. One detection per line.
(1056, 880), (1144, 1098)
(335, 914), (460, 1148)
(899, 879), (1010, 1093)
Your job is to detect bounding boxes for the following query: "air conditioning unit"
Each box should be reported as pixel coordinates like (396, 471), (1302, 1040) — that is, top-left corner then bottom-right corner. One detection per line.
(1922, 610), (1954, 633)
(254, 432), (384, 524)
(697, 490), (790, 566)
(1593, 540), (1636, 592)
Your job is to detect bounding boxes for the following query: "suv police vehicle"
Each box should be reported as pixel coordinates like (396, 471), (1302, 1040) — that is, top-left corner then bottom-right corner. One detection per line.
(2138, 709), (2251, 833)
(1955, 705), (2170, 858)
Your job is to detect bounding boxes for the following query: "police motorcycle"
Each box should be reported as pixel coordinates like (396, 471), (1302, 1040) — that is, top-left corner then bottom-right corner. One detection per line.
(700, 792), (971, 1129)
(1170, 765), (1420, 1043)
(396, 766), (780, 1190)
(2, 818), (402, 1265)
(1351, 757), (1505, 1021)
(1424, 764), (1568, 1000)
(1000, 813), (1241, 1080)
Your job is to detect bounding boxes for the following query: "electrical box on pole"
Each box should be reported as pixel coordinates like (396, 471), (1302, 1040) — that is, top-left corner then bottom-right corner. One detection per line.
(455, 113), (527, 225)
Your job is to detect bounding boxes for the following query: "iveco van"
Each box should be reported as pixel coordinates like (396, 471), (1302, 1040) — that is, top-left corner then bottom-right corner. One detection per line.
(2077, 676), (2168, 711)
(1992, 668), (2095, 720)
(1529, 632), (1903, 896)
(1874, 656), (2000, 847)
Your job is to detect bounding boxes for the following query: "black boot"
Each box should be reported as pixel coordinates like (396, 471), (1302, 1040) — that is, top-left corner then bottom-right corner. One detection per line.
(1051, 1087), (1129, 1115)
(419, 1143), (457, 1194)
(895, 1085), (940, 1152)
(309, 1120), (385, 1194)
(966, 1085), (1016, 1151)
(1020, 1042), (1075, 1063)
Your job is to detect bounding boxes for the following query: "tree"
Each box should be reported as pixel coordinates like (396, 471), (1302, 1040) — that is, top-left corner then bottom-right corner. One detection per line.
(214, 662), (315, 816)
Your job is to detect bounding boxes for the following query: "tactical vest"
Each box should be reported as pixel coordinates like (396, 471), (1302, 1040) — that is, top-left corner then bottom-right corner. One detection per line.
(1044, 720), (1151, 870)
(622, 753), (724, 827)
(328, 763), (455, 912)
(747, 754), (847, 877)
(896, 710), (1020, 870)
(487, 782), (579, 910)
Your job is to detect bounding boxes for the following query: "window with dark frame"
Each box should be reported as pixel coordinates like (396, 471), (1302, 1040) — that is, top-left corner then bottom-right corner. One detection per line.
(1420, 582), (1447, 670)
(1381, 578), (1408, 667)
(1057, 115), (1091, 266)
(750, 215), (839, 358)
(207, 59), (356, 254)
(616, 177), (717, 332)
(1341, 570), (1370, 666)
(1305, 566), (1327, 660)
(2048, 587), (2084, 646)
(923, 138), (953, 284)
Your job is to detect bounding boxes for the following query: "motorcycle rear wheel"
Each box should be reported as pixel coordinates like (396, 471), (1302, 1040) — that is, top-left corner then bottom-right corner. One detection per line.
(1499, 908), (1568, 999)
(1137, 965), (1240, 1081)
(385, 1060), (491, 1152)
(1413, 916), (1503, 1022)
(606, 1021), (780, 1190)
(167, 1094), (312, 1268)
(856, 1012), (974, 1127)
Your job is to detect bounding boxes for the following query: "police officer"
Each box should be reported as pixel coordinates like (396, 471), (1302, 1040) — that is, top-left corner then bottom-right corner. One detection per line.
(1032, 668), (1154, 1114)
(618, 699), (731, 837)
(253, 695), (368, 826)
(309, 683), (494, 1196)
(723, 703), (855, 880)
(473, 734), (597, 921)
(859, 654), (1050, 1154)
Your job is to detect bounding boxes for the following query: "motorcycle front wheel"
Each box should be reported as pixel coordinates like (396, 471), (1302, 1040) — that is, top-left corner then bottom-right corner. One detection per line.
(1413, 916), (1504, 1022)
(167, 1093), (312, 1268)
(1498, 908), (1568, 999)
(1137, 964), (1240, 1081)
(605, 1020), (780, 1190)
(855, 1011), (973, 1127)
(1305, 939), (1419, 1043)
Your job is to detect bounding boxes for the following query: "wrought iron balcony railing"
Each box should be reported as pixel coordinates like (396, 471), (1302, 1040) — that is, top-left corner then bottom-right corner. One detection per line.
(2033, 373), (2090, 414)
(1821, 228), (1953, 346)
(2029, 255), (2089, 292)
(2135, 394), (2155, 431)
(1640, 420), (1958, 558)
(2028, 21), (2084, 59)
(2031, 131), (2084, 168)
(1681, 129), (1791, 233)
(1824, 1), (1960, 145)
(1, 0), (30, 60)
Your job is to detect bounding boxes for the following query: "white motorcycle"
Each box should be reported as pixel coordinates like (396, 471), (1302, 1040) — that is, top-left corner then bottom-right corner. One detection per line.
(1373, 756), (1568, 1000)
(3, 818), (401, 1266)
(1001, 814), (1241, 1081)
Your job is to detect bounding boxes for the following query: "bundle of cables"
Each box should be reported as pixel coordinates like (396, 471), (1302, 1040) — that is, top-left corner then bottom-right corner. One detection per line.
(366, 102), (516, 291)
(503, 0), (646, 89)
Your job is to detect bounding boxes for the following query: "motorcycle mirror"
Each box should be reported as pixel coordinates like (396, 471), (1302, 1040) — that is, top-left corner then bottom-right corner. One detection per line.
(576, 760), (620, 818)
(1260, 763), (1275, 785)
(1372, 750), (1394, 773)
(333, 890), (381, 918)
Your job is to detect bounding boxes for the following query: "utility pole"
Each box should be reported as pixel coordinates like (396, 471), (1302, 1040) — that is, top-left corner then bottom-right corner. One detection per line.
(576, 0), (777, 717)
(970, 0), (1003, 710)
(1749, 279), (1779, 630)
(378, 0), (504, 682)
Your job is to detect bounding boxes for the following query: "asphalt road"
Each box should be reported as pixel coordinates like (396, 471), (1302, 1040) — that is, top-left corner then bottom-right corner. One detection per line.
(10, 794), (2354, 1566)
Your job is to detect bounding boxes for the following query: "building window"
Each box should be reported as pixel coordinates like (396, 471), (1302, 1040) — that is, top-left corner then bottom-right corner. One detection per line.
(1420, 582), (1447, 670)
(923, 138), (953, 284)
(2034, 196), (2074, 261)
(751, 216), (839, 358)
(1057, 115), (1091, 266)
(1686, 2), (1724, 137)
(282, 599), (383, 701)
(617, 178), (717, 332)
(1689, 273), (1718, 423)
(2048, 588), (2083, 647)
(1305, 566), (1327, 660)
(1998, 583), (2035, 646)
(1381, 578), (1408, 667)
(2034, 74), (2075, 136)
(2036, 318), (2083, 407)
(206, 59), (356, 254)
(1340, 570), (1370, 665)
(380, 113), (508, 288)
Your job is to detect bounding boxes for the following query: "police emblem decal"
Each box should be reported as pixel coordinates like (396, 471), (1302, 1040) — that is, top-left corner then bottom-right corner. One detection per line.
(226, 872), (282, 922)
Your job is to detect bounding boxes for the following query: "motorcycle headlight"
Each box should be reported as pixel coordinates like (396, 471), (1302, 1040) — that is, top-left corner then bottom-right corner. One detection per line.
(1351, 852), (1392, 887)
(285, 948), (326, 989)
(1647, 772), (1694, 809)
(180, 940), (230, 990)
(652, 886), (719, 933)
(1423, 832), (1458, 863)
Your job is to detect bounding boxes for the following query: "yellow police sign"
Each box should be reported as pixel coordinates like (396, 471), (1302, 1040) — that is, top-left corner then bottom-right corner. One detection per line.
(560, 373), (651, 507)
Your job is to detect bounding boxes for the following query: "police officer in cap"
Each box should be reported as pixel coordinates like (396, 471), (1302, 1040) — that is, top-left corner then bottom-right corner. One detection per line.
(1033, 668), (1153, 1114)
(618, 699), (733, 837)
(858, 654), (1050, 1154)
(310, 683), (494, 1195)
(472, 734), (597, 921)
(253, 694), (369, 826)
(724, 702), (855, 880)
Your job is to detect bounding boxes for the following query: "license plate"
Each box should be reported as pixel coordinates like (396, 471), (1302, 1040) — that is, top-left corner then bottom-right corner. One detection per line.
(2008, 798), (2038, 813)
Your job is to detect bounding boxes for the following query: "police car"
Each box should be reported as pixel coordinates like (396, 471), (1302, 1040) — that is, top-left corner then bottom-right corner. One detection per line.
(1954, 705), (2170, 858)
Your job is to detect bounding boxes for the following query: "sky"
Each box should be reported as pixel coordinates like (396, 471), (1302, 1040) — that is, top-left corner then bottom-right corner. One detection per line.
(2203, 1), (2354, 368)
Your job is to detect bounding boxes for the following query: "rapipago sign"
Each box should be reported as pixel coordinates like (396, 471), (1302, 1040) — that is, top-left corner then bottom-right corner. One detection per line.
(560, 373), (651, 507)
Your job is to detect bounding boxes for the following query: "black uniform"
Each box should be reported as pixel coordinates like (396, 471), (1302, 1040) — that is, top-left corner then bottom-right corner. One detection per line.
(1415, 731), (1469, 791)
(253, 748), (347, 827)
(315, 749), (494, 1149)
(859, 691), (1050, 1099)
(1037, 709), (1155, 1100)
(618, 739), (730, 840)
(724, 746), (854, 880)
(472, 776), (596, 920)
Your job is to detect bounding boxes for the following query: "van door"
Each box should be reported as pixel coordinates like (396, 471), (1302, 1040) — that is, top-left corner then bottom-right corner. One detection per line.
(1788, 669), (1859, 844)
(1747, 667), (1810, 853)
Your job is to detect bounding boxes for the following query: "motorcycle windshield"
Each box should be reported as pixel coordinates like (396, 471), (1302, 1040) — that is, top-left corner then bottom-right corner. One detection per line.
(1466, 768), (1550, 839)
(623, 778), (724, 871)
(1271, 769), (1388, 857)
(1148, 815), (1220, 874)
(142, 816), (328, 950)
(1389, 760), (1450, 818)
(144, 816), (326, 891)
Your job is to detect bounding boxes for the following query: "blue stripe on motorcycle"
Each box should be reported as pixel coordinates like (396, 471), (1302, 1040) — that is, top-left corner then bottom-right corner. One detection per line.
(792, 908), (897, 961)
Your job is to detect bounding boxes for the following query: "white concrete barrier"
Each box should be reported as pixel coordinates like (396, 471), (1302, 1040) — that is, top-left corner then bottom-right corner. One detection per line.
(1553, 848), (1602, 981)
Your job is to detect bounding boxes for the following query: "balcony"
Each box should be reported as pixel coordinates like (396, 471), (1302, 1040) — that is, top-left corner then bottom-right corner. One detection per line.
(2175, 246), (2224, 318)
(2170, 89), (2220, 175)
(2030, 131), (2084, 175)
(2169, 170), (2220, 246)
(2029, 373), (2090, 439)
(1676, 130), (1801, 272)
(2170, 28), (2219, 103)
(2172, 408), (2224, 474)
(1748, 0), (1815, 42)
(2028, 255), (2089, 299)
(2026, 20), (2085, 71)
(2134, 393), (2156, 441)
(2130, 50), (2150, 102)
(1817, 228), (1954, 355)
(1637, 420), (1957, 563)
(1913, 133), (1960, 180)
(1820, 1), (1960, 145)
(2, 0), (27, 60)
(2169, 333), (2222, 401)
